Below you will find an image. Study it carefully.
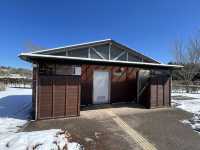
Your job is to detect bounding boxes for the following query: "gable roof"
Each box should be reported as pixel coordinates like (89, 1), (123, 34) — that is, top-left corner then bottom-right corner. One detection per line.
(29, 39), (160, 63)
(19, 39), (183, 69)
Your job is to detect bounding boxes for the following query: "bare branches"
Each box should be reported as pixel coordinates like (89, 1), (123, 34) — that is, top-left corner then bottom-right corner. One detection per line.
(173, 40), (186, 64)
(172, 36), (200, 92)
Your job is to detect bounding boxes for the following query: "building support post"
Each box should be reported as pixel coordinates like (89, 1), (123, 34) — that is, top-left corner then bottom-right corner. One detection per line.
(35, 63), (39, 120)
(88, 48), (91, 58)
(136, 70), (140, 104)
(65, 49), (68, 56)
(169, 71), (172, 106)
(126, 52), (129, 61)
(108, 43), (111, 60)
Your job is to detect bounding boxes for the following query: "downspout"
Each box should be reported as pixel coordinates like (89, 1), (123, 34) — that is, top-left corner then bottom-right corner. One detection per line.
(35, 63), (39, 120)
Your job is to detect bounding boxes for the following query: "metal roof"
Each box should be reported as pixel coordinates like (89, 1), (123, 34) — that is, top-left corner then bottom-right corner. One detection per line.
(19, 53), (183, 69)
(31, 39), (112, 54)
(27, 39), (160, 63)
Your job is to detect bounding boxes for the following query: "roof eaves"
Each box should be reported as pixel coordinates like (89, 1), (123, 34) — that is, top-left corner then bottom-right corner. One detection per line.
(19, 53), (183, 69)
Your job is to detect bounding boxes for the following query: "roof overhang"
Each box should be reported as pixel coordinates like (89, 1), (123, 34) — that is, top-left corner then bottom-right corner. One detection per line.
(19, 53), (183, 69)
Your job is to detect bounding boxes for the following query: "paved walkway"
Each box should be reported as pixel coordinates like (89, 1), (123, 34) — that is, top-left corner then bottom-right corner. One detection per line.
(105, 109), (157, 150)
(24, 103), (200, 150)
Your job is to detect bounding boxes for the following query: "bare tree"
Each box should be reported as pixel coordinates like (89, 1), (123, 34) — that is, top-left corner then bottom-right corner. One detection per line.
(173, 38), (200, 92)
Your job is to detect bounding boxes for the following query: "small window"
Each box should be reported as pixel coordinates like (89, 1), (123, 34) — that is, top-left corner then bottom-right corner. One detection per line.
(39, 64), (81, 76)
(56, 65), (81, 75)
(151, 70), (170, 77)
(39, 64), (55, 75)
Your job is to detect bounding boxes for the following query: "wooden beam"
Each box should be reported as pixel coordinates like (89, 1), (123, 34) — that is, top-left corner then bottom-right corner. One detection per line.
(126, 52), (129, 61)
(113, 51), (126, 60)
(108, 43), (112, 60)
(88, 48), (91, 58)
(91, 47), (105, 59)
(136, 70), (139, 104)
(65, 49), (68, 56)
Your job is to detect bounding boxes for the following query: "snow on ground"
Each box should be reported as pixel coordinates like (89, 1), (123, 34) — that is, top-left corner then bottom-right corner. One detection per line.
(0, 87), (83, 150)
(0, 129), (82, 150)
(172, 92), (200, 133)
(172, 92), (200, 114)
(0, 88), (32, 134)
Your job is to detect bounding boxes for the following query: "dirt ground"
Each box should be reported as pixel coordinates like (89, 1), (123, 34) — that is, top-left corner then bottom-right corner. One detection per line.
(24, 103), (200, 150)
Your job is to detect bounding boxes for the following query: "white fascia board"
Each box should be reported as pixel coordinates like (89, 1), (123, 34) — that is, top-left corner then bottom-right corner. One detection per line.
(19, 53), (183, 69)
(30, 39), (112, 54)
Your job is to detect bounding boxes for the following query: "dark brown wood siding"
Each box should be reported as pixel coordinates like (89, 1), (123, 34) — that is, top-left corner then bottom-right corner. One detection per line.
(32, 62), (172, 120)
(32, 67), (37, 119)
(38, 75), (80, 120)
(81, 64), (138, 105)
(149, 76), (171, 108)
(53, 77), (66, 117)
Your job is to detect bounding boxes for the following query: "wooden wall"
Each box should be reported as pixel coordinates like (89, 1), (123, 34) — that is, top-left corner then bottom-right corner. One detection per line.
(37, 75), (80, 120)
(32, 67), (37, 119)
(136, 72), (171, 108)
(32, 63), (172, 120)
(81, 64), (138, 105)
(149, 76), (171, 108)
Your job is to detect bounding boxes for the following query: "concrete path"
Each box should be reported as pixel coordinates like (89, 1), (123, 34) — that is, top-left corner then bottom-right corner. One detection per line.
(105, 109), (157, 150)
(24, 103), (200, 150)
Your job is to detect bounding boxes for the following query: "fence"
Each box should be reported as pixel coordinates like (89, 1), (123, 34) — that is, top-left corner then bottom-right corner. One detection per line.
(0, 78), (32, 90)
(172, 84), (200, 93)
(0, 82), (6, 91)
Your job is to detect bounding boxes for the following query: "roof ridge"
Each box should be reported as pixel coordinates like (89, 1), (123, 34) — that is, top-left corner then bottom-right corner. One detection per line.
(30, 39), (112, 54)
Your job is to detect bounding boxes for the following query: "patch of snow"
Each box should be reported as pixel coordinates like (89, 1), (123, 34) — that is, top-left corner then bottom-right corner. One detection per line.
(172, 92), (200, 134)
(172, 92), (200, 99)
(0, 87), (32, 134)
(0, 129), (83, 150)
(172, 99), (200, 114)
(0, 87), (83, 150)
(172, 92), (200, 114)
(181, 113), (200, 133)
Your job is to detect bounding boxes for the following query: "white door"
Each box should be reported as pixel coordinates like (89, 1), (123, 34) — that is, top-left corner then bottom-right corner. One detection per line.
(93, 71), (110, 104)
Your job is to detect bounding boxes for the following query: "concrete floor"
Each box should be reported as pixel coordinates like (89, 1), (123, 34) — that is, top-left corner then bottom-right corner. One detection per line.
(24, 103), (200, 150)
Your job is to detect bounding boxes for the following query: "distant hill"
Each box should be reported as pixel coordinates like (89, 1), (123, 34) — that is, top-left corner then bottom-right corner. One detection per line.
(0, 66), (32, 79)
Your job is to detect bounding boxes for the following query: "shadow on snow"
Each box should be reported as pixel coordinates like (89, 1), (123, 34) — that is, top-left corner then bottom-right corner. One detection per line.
(0, 95), (32, 120)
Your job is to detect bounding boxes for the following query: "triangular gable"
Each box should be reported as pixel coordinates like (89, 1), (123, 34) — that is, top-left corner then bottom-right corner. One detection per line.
(30, 39), (160, 64)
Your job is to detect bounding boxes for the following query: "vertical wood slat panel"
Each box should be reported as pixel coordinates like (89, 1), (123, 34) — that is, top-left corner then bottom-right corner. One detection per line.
(53, 77), (66, 117)
(150, 78), (157, 108)
(38, 76), (53, 119)
(38, 75), (80, 120)
(157, 78), (163, 107)
(150, 76), (170, 108)
(66, 76), (80, 117)
(32, 67), (36, 119)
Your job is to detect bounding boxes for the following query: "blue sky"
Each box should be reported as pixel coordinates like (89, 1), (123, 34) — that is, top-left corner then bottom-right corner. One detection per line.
(0, 0), (200, 69)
